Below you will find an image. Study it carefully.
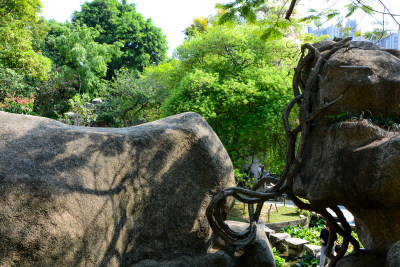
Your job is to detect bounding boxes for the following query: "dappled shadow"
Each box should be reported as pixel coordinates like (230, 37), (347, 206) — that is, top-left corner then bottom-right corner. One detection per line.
(0, 112), (234, 266)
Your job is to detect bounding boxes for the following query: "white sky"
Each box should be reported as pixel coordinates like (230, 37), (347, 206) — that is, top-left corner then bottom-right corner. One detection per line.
(40, 0), (231, 56)
(40, 0), (400, 57)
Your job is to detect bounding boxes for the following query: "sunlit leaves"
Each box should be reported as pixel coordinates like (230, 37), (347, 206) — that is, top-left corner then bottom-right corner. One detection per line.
(163, 24), (297, 170)
(184, 17), (209, 38)
(72, 0), (167, 74)
(0, 0), (51, 79)
(49, 23), (122, 93)
(345, 3), (359, 18)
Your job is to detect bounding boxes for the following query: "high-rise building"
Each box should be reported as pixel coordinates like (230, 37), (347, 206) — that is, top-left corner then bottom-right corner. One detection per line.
(307, 19), (360, 39)
(377, 32), (400, 49)
(306, 19), (400, 47)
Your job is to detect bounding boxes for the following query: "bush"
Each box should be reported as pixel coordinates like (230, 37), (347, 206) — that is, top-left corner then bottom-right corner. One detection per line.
(281, 225), (322, 245)
(58, 94), (97, 126)
(297, 253), (318, 267)
(273, 247), (287, 267)
(0, 93), (35, 115)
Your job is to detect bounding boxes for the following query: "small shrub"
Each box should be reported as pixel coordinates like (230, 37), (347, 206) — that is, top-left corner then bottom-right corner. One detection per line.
(281, 225), (322, 245)
(0, 93), (35, 115)
(297, 253), (318, 267)
(273, 247), (287, 267)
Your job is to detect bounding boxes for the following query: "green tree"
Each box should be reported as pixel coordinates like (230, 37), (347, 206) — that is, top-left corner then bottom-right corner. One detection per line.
(216, 0), (302, 40)
(183, 17), (210, 38)
(72, 0), (167, 75)
(100, 62), (175, 126)
(0, 0), (51, 79)
(45, 21), (122, 94)
(162, 24), (298, 171)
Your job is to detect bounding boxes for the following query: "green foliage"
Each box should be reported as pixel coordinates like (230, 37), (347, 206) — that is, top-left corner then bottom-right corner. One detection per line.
(363, 28), (387, 42)
(234, 169), (256, 188)
(301, 8), (341, 28)
(297, 253), (318, 267)
(282, 225), (323, 245)
(184, 17), (209, 38)
(227, 202), (300, 223)
(0, 68), (38, 115)
(162, 24), (297, 170)
(0, 0), (51, 79)
(216, 0), (305, 41)
(273, 247), (287, 267)
(309, 217), (326, 228)
(0, 92), (35, 115)
(72, 0), (167, 74)
(59, 94), (98, 126)
(45, 21), (122, 94)
(282, 218), (363, 254)
(33, 68), (77, 118)
(0, 68), (30, 99)
(99, 64), (173, 126)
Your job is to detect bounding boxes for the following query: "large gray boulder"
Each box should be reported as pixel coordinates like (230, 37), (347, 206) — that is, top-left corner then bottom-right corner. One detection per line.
(336, 250), (386, 267)
(386, 240), (400, 267)
(0, 111), (235, 266)
(292, 41), (400, 256)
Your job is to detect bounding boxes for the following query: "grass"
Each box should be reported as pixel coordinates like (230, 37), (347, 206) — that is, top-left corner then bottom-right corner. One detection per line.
(227, 202), (301, 223)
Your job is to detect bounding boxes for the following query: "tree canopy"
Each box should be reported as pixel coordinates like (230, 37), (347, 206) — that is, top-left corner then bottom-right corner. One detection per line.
(72, 0), (168, 75)
(44, 21), (122, 93)
(0, 0), (51, 79)
(161, 24), (300, 171)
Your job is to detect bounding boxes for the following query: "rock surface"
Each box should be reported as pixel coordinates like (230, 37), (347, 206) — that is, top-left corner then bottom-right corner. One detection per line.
(386, 240), (400, 267)
(293, 41), (400, 256)
(131, 251), (235, 267)
(304, 244), (321, 257)
(228, 221), (276, 267)
(336, 250), (386, 267)
(0, 111), (235, 266)
(210, 221), (276, 267)
(269, 233), (291, 245)
(314, 40), (400, 117)
(285, 238), (309, 250)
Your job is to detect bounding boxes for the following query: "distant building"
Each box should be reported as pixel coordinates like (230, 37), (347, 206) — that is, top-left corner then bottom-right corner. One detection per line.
(377, 31), (400, 49)
(307, 19), (400, 50)
(307, 19), (366, 41)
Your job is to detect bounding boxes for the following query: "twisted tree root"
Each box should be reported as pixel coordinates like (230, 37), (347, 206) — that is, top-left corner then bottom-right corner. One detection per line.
(207, 38), (360, 266)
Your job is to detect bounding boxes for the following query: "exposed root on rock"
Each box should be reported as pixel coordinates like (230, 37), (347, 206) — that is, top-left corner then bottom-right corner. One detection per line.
(206, 37), (360, 266)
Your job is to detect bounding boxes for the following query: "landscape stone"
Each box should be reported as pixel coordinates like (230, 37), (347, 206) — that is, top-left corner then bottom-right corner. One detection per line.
(264, 226), (275, 238)
(210, 221), (275, 267)
(304, 244), (321, 257)
(336, 250), (385, 267)
(292, 40), (400, 256)
(386, 240), (400, 267)
(269, 233), (291, 245)
(285, 238), (309, 250)
(131, 251), (235, 267)
(0, 111), (235, 266)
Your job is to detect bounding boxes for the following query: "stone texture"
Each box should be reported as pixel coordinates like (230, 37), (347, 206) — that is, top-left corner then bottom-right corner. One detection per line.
(315, 41), (400, 117)
(210, 221), (276, 267)
(386, 240), (400, 267)
(285, 238), (309, 250)
(336, 250), (386, 267)
(269, 233), (291, 245)
(229, 221), (275, 267)
(131, 251), (235, 267)
(304, 244), (321, 258)
(292, 41), (400, 256)
(0, 111), (235, 266)
(264, 226), (275, 238)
